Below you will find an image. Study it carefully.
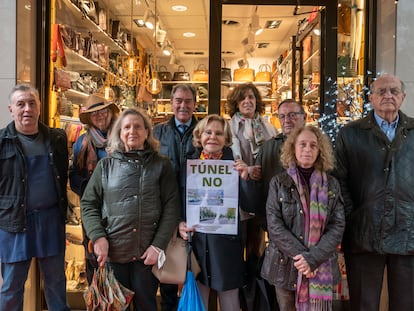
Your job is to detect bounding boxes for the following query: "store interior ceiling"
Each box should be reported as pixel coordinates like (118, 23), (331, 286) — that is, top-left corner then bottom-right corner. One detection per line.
(98, 0), (317, 61)
(18, 1), (318, 64)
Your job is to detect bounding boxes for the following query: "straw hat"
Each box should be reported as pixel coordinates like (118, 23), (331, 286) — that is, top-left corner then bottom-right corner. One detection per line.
(79, 93), (120, 124)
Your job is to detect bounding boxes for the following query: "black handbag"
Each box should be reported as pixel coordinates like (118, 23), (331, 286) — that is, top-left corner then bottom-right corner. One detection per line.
(221, 59), (232, 81)
(173, 65), (191, 81)
(239, 178), (264, 215)
(158, 65), (172, 81)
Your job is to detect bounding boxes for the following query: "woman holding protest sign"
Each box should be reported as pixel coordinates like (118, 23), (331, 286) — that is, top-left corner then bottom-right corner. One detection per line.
(178, 114), (245, 311)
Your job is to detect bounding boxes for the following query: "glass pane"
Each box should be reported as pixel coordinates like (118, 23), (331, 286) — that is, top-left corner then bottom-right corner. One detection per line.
(337, 0), (366, 122)
(17, 1), (36, 84)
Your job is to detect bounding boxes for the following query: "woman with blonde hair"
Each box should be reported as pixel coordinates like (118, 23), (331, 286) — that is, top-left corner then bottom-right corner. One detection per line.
(179, 114), (245, 311)
(261, 125), (345, 311)
(81, 107), (180, 311)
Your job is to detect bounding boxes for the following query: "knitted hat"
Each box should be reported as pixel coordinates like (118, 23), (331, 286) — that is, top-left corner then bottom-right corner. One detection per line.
(79, 93), (120, 124)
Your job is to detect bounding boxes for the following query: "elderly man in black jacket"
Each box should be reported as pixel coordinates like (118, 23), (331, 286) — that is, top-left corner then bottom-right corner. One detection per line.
(335, 74), (414, 311)
(0, 84), (69, 311)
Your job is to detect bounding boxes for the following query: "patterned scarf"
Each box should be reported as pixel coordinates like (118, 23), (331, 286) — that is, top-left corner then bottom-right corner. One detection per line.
(78, 127), (107, 176)
(200, 150), (223, 160)
(287, 162), (333, 311)
(237, 112), (267, 147)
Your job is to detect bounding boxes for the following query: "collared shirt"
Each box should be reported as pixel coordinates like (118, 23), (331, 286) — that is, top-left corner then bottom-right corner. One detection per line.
(374, 112), (399, 142)
(174, 118), (192, 134)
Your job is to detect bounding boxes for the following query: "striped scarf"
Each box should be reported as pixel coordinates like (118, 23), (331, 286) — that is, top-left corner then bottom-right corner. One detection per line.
(287, 163), (333, 311)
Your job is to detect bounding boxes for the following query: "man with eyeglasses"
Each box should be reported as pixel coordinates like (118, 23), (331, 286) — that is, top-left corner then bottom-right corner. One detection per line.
(335, 74), (414, 310)
(255, 99), (306, 228)
(153, 84), (198, 311)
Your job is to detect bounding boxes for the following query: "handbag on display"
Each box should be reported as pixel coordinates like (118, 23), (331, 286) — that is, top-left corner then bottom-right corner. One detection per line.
(221, 59), (232, 82)
(193, 64), (208, 82)
(255, 64), (272, 82)
(173, 65), (191, 81)
(158, 65), (173, 81)
(54, 68), (71, 90)
(234, 61), (255, 82)
(152, 229), (201, 285)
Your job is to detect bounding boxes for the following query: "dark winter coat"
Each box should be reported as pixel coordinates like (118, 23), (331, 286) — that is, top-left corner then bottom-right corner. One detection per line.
(261, 171), (345, 290)
(255, 133), (286, 229)
(0, 122), (68, 233)
(335, 110), (414, 254)
(188, 147), (245, 291)
(153, 116), (198, 211)
(81, 149), (180, 263)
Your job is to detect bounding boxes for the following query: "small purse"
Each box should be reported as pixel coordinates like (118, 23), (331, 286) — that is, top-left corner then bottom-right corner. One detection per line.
(152, 230), (201, 284)
(173, 65), (191, 81)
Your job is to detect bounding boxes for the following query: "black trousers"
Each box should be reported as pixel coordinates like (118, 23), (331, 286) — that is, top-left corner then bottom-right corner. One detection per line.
(160, 283), (178, 311)
(344, 252), (414, 311)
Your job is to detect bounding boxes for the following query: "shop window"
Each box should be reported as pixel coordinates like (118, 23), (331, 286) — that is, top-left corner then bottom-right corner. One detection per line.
(17, 1), (36, 84)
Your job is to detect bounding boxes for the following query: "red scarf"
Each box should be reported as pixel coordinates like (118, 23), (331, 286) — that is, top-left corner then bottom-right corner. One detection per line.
(200, 150), (223, 160)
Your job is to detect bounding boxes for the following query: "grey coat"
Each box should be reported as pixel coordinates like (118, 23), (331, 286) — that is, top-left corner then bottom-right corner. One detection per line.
(261, 171), (345, 290)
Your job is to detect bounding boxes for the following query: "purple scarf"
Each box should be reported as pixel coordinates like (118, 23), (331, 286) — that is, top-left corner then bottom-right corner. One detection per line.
(287, 162), (333, 311)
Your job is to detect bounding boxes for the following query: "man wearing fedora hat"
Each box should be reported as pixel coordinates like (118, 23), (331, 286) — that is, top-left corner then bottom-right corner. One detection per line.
(69, 92), (119, 284)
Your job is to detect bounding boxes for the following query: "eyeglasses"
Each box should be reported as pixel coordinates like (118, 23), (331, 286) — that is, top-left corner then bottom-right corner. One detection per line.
(90, 108), (109, 116)
(372, 88), (403, 96)
(277, 112), (304, 121)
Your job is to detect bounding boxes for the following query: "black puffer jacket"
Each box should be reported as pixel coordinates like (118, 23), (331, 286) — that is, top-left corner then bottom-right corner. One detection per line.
(81, 149), (180, 263)
(335, 110), (414, 254)
(261, 171), (345, 290)
(0, 122), (68, 232)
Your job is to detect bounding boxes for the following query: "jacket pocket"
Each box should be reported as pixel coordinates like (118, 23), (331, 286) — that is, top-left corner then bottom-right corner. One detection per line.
(0, 196), (17, 224)
(0, 196), (15, 210)
(261, 244), (290, 286)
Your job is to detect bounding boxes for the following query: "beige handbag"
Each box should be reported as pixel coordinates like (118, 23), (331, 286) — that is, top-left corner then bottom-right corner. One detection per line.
(193, 64), (209, 82)
(234, 62), (255, 82)
(255, 64), (272, 82)
(152, 230), (201, 285)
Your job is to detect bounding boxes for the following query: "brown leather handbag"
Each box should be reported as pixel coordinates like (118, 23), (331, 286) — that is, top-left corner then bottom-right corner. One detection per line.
(152, 230), (200, 284)
(193, 64), (209, 82)
(255, 64), (272, 82)
(234, 61), (255, 82)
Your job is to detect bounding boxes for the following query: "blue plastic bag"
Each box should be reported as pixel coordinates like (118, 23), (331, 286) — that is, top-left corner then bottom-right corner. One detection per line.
(177, 271), (205, 311)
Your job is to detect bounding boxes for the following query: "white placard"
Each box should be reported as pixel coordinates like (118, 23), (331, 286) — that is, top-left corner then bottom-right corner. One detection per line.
(186, 159), (239, 235)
